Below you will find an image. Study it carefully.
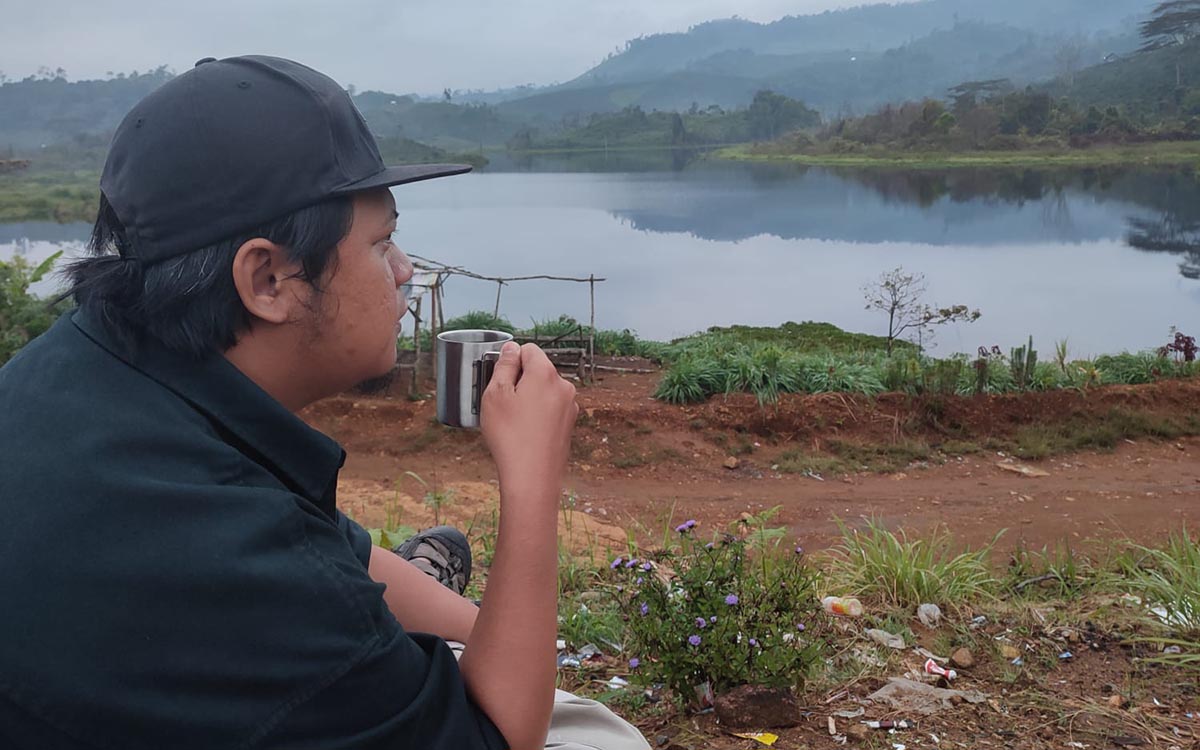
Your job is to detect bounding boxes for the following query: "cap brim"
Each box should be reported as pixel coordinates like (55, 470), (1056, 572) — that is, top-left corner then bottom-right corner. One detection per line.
(333, 163), (473, 194)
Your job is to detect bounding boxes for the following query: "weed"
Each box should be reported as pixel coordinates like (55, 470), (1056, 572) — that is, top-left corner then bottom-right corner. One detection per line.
(826, 518), (1000, 611)
(1113, 528), (1200, 635)
(1007, 539), (1092, 599)
(775, 450), (849, 477)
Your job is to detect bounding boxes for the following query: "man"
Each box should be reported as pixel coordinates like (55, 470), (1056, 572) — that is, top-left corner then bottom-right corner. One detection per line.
(0, 55), (649, 750)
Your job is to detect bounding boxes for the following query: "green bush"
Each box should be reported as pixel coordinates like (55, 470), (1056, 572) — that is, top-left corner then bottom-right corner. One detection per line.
(1, 252), (67, 365)
(653, 357), (723, 404)
(1095, 352), (1170, 385)
(609, 511), (823, 702)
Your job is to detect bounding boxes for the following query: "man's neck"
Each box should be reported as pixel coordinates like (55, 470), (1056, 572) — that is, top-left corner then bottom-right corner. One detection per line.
(224, 332), (327, 412)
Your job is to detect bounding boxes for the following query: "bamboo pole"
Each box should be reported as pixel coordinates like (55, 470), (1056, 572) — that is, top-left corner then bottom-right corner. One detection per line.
(437, 276), (446, 329)
(588, 273), (596, 384)
(411, 296), (422, 396)
(430, 278), (439, 383)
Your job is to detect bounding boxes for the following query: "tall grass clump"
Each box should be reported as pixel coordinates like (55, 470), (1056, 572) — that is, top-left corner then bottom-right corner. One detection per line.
(653, 357), (723, 404)
(1114, 529), (1200, 672)
(1095, 352), (1171, 385)
(1116, 528), (1200, 634)
(826, 518), (1000, 611)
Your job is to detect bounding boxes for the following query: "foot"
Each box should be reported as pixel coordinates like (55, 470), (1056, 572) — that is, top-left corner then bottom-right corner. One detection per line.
(393, 526), (472, 596)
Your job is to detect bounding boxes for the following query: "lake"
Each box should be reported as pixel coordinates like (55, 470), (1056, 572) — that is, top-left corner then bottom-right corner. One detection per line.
(4, 156), (1200, 357)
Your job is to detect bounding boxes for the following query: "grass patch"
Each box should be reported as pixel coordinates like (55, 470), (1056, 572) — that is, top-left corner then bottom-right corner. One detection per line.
(714, 140), (1200, 169)
(683, 321), (903, 356)
(827, 438), (932, 473)
(1009, 409), (1200, 460)
(826, 517), (1000, 611)
(1006, 539), (1094, 599)
(937, 439), (983, 456)
(0, 170), (100, 222)
(1114, 528), (1200, 636)
(775, 450), (849, 477)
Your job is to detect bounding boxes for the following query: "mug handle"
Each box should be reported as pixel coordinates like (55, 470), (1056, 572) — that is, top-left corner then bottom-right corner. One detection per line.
(472, 351), (502, 416)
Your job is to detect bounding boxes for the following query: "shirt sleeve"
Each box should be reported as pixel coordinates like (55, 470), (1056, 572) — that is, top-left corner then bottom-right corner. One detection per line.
(262, 631), (509, 750)
(336, 510), (375, 569)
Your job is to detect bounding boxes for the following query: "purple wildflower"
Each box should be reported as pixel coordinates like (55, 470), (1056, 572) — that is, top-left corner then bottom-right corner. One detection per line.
(635, 577), (644, 585)
(629, 657), (640, 669)
(749, 638), (758, 647)
(624, 558), (638, 568)
(796, 623), (806, 632)
(725, 594), (739, 606)
(705, 542), (715, 549)
(640, 602), (649, 616)
(641, 562), (653, 571)
(794, 545), (804, 555)
(695, 617), (707, 629)
(688, 635), (702, 647)
(710, 616), (718, 623)
(610, 556), (623, 569)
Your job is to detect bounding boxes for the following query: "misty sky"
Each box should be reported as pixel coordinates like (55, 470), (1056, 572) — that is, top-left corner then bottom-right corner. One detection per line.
(2, 0), (915, 94)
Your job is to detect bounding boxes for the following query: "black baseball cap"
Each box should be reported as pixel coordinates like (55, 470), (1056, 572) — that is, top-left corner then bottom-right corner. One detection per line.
(100, 55), (471, 263)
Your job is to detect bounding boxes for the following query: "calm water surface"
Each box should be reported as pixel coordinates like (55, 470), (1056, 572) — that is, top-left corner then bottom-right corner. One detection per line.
(4, 158), (1199, 356)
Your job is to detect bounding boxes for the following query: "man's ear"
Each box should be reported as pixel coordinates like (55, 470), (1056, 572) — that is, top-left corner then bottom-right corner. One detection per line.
(230, 238), (305, 325)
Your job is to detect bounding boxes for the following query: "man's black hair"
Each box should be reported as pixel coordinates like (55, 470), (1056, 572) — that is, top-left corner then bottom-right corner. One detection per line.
(65, 193), (355, 359)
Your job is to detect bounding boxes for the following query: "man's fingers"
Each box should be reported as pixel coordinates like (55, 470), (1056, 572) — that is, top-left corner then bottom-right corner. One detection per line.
(488, 341), (522, 390)
(519, 342), (556, 377)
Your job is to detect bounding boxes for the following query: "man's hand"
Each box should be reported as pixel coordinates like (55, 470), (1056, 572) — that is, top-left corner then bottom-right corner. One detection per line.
(459, 341), (578, 749)
(480, 341), (578, 501)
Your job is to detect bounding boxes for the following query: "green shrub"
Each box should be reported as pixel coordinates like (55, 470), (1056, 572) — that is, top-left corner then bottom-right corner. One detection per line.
(653, 357), (722, 404)
(1095, 352), (1169, 385)
(1, 252), (67, 365)
(609, 511), (823, 702)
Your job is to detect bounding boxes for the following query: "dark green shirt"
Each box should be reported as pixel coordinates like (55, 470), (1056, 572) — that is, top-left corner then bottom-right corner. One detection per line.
(0, 310), (506, 750)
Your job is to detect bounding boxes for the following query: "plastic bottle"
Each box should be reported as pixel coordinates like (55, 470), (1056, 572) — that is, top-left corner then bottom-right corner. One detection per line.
(821, 596), (864, 617)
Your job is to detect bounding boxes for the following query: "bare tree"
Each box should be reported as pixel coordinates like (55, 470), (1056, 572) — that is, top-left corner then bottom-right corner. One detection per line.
(862, 267), (981, 354)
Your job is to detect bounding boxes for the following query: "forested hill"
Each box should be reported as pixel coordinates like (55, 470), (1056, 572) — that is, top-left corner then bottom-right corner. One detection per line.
(490, 0), (1150, 120)
(0, 67), (172, 150)
(572, 0), (1148, 87)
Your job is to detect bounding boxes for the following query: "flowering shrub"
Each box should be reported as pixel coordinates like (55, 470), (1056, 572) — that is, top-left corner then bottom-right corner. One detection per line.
(608, 512), (823, 703)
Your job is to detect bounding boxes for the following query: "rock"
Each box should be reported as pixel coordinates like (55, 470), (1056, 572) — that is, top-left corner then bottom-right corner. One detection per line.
(997, 462), (1050, 478)
(723, 456), (740, 470)
(1108, 694), (1127, 709)
(950, 648), (976, 669)
(847, 723), (869, 741)
(999, 644), (1021, 660)
(713, 684), (801, 729)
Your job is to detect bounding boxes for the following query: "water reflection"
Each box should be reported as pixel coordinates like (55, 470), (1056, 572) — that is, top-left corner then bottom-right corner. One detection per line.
(590, 162), (1200, 281)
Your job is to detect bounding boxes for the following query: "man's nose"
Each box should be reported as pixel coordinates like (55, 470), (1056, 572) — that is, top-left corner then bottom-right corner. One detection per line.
(390, 247), (414, 288)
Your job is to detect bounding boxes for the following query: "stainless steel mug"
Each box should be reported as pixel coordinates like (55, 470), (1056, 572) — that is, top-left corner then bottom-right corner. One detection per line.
(436, 329), (515, 428)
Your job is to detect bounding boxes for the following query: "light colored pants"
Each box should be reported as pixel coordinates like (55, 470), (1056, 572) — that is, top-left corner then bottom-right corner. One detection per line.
(448, 642), (651, 750)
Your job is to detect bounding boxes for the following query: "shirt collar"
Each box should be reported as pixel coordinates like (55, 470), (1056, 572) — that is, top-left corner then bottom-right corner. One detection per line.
(71, 308), (345, 512)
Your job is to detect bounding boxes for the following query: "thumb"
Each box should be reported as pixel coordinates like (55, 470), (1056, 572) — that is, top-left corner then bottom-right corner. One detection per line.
(487, 341), (522, 390)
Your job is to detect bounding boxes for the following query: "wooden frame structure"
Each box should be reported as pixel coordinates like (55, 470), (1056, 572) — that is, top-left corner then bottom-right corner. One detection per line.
(399, 253), (606, 395)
